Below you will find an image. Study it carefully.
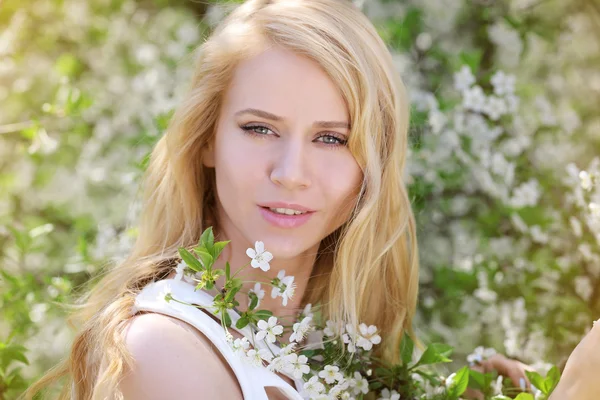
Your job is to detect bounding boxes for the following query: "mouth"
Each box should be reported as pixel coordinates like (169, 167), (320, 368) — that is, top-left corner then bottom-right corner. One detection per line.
(264, 207), (310, 216)
(258, 203), (316, 228)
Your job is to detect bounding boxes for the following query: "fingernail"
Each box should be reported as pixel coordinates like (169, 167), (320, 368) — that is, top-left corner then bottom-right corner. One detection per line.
(519, 377), (526, 390)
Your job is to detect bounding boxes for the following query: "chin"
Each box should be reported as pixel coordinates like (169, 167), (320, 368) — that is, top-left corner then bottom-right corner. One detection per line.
(261, 234), (319, 261)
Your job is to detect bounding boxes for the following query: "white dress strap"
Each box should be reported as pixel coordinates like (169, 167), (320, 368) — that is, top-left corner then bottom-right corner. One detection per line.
(132, 279), (305, 400)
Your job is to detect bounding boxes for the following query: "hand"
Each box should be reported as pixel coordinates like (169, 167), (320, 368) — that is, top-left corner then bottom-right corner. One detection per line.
(549, 320), (600, 400)
(464, 353), (532, 400)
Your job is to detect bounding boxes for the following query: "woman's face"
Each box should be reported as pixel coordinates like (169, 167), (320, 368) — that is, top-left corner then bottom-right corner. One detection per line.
(205, 47), (362, 260)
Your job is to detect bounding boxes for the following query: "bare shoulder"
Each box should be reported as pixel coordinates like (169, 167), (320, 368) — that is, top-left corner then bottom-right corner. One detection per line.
(119, 312), (243, 400)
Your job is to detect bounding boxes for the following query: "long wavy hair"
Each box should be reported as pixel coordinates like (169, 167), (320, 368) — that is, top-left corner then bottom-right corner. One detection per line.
(25, 0), (419, 398)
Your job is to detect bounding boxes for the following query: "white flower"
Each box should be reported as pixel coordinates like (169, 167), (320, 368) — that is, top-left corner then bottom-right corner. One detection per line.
(491, 70), (516, 96)
(174, 260), (187, 281)
(245, 349), (264, 367)
(467, 346), (496, 365)
(378, 388), (400, 400)
(492, 375), (504, 395)
(454, 65), (476, 91)
(231, 337), (250, 356)
(267, 356), (286, 373)
(342, 324), (357, 353)
(351, 372), (369, 395)
(318, 365), (343, 384)
(249, 282), (265, 307)
(445, 372), (457, 388)
(324, 320), (345, 337)
(462, 85), (486, 113)
(303, 376), (325, 398)
(271, 270), (296, 306)
(483, 95), (507, 121)
(256, 316), (284, 343)
(302, 303), (313, 319)
(258, 348), (274, 362)
(428, 108), (447, 134)
(290, 316), (312, 343)
(356, 323), (381, 351)
(157, 284), (173, 302)
(580, 171), (593, 190)
(246, 241), (273, 271)
(279, 342), (297, 356)
(283, 353), (310, 379)
(575, 276), (593, 301)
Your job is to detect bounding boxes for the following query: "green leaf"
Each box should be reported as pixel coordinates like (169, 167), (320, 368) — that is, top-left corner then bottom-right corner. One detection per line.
(200, 227), (215, 254)
(222, 310), (232, 328)
(195, 249), (214, 270)
(178, 248), (204, 272)
(458, 50), (483, 74)
(369, 381), (384, 390)
(400, 332), (414, 365)
(248, 292), (259, 311)
(254, 310), (273, 321)
(525, 370), (547, 394)
(54, 53), (83, 77)
(236, 315), (250, 329)
(447, 366), (470, 398)
(467, 370), (488, 391)
(225, 284), (242, 302)
(212, 240), (230, 259)
(225, 261), (231, 280)
(413, 343), (453, 368)
(514, 394), (534, 400)
(545, 366), (560, 394)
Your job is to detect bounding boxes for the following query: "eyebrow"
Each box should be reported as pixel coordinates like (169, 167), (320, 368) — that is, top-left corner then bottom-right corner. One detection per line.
(234, 108), (350, 129)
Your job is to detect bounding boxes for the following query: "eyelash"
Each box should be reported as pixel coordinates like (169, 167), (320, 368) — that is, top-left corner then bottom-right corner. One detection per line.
(240, 124), (348, 147)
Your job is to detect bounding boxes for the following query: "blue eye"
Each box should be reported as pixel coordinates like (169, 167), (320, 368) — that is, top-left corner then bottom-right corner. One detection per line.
(315, 134), (347, 146)
(241, 125), (273, 136)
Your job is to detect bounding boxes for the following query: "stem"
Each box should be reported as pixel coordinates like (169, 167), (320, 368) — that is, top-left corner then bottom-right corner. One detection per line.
(230, 260), (252, 279)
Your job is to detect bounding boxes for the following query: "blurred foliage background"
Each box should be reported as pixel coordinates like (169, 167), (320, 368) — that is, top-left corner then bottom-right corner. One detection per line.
(0, 0), (599, 398)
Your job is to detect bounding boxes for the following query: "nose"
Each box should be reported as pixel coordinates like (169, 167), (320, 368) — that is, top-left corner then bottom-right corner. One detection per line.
(270, 138), (311, 190)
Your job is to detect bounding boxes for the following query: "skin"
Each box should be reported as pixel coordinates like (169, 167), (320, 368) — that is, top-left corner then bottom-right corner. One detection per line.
(203, 46), (363, 319)
(120, 46), (533, 399)
(548, 321), (600, 399)
(121, 46), (362, 399)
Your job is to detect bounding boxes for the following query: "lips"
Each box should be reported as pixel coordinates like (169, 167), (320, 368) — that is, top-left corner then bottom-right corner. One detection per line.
(259, 202), (315, 213)
(258, 203), (316, 229)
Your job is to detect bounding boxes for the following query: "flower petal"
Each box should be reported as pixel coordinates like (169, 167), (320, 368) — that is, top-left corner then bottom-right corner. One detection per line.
(246, 248), (257, 258)
(255, 241), (264, 253)
(262, 251), (273, 262)
(259, 261), (270, 272)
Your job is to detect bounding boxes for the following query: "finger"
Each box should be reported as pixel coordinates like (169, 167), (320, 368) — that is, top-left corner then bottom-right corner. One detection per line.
(463, 387), (485, 400)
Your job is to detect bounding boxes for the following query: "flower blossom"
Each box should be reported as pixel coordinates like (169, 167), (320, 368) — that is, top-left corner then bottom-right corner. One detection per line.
(283, 353), (310, 379)
(246, 241), (273, 271)
(249, 282), (265, 307)
(290, 316), (312, 343)
(256, 316), (283, 343)
(318, 365), (343, 384)
(378, 388), (401, 400)
(271, 270), (296, 306)
(356, 323), (381, 351)
(302, 376), (325, 398)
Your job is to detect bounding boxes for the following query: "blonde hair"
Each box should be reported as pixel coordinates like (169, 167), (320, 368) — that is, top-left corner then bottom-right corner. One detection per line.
(25, 0), (418, 398)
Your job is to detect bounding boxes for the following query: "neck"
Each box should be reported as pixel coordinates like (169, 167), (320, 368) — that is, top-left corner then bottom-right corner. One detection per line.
(213, 229), (318, 321)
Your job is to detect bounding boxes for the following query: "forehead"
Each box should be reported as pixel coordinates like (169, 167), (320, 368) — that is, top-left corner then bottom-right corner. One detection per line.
(222, 47), (348, 123)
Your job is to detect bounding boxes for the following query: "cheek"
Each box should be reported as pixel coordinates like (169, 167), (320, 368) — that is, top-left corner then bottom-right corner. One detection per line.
(213, 130), (265, 200)
(320, 154), (363, 217)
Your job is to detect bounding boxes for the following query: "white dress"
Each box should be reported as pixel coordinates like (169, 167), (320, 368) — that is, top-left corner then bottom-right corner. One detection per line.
(132, 278), (306, 400)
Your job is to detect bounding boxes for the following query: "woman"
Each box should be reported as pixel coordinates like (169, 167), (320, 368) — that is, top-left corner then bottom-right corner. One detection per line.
(27, 0), (537, 398)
